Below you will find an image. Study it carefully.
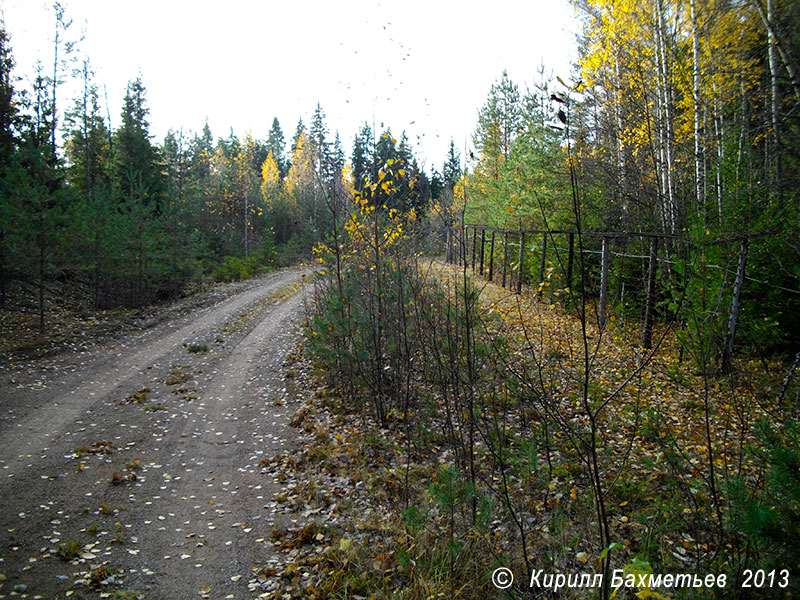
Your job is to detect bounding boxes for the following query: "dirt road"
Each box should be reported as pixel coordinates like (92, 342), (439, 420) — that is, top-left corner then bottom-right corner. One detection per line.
(0, 268), (312, 599)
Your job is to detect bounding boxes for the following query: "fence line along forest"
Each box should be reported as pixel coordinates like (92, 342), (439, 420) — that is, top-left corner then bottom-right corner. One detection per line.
(301, 0), (800, 595)
(451, 223), (787, 369)
(2, 0), (800, 598)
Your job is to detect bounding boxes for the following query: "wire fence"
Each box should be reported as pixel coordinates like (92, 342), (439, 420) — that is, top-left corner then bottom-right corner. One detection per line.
(442, 223), (797, 368)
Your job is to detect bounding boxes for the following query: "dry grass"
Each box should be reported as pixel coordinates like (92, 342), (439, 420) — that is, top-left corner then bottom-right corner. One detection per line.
(262, 259), (794, 599)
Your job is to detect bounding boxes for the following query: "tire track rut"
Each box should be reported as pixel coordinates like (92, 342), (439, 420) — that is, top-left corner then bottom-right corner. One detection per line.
(0, 268), (311, 599)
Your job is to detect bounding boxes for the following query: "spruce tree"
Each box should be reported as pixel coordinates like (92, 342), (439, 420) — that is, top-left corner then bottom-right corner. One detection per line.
(113, 77), (165, 303)
(114, 77), (163, 212)
(266, 117), (286, 177)
(0, 24), (18, 308)
(442, 140), (461, 190)
(309, 103), (328, 154)
(291, 117), (304, 154)
(351, 122), (373, 193)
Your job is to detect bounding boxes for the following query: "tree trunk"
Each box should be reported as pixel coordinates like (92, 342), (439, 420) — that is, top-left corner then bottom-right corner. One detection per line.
(517, 232), (524, 294)
(244, 191), (249, 258)
(713, 80), (724, 225)
(691, 0), (704, 217)
(721, 240), (748, 374)
(642, 238), (659, 349)
(0, 226), (6, 309)
(655, 0), (677, 234)
(613, 52), (626, 205)
(767, 0), (783, 208)
(599, 237), (610, 330)
(38, 205), (46, 333)
(752, 0), (800, 104)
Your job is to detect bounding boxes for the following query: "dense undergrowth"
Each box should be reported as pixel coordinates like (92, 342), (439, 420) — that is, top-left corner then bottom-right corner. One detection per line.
(0, 250), (284, 362)
(289, 179), (800, 599)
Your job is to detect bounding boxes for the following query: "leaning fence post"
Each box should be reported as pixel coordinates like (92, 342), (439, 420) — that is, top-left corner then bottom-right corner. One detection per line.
(471, 227), (477, 272)
(642, 237), (658, 349)
(479, 228), (486, 275)
(502, 231), (508, 288)
(488, 231), (495, 281)
(566, 232), (574, 292)
(517, 231), (525, 294)
(598, 236), (610, 329)
(721, 239), (749, 374)
(538, 232), (548, 294)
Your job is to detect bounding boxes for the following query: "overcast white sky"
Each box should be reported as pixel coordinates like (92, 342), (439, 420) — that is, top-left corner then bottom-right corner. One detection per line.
(0, 0), (579, 171)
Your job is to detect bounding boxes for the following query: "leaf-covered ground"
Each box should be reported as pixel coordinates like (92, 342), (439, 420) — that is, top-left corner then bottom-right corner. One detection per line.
(1, 261), (792, 599)
(259, 261), (793, 599)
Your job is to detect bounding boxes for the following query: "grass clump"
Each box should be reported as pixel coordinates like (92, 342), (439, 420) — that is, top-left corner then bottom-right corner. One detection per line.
(57, 538), (81, 561)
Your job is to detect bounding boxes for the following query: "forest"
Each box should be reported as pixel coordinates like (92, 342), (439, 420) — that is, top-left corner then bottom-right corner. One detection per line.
(0, 10), (443, 328)
(1, 0), (800, 598)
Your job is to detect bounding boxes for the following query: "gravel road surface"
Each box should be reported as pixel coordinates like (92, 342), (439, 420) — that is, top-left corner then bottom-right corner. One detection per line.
(0, 268), (312, 599)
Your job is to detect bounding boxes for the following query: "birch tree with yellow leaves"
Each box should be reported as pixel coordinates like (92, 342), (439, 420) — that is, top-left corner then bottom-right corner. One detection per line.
(286, 129), (324, 239)
(573, 0), (800, 344)
(575, 0), (795, 236)
(261, 150), (296, 245)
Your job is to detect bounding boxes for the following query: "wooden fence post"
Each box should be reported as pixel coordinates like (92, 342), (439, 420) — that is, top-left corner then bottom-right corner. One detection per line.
(502, 231), (508, 288)
(461, 226), (467, 266)
(488, 231), (495, 281)
(721, 239), (749, 374)
(479, 228), (486, 275)
(538, 232), (548, 293)
(567, 232), (574, 291)
(642, 237), (658, 349)
(598, 236), (610, 329)
(517, 231), (525, 294)
(471, 227), (477, 272)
